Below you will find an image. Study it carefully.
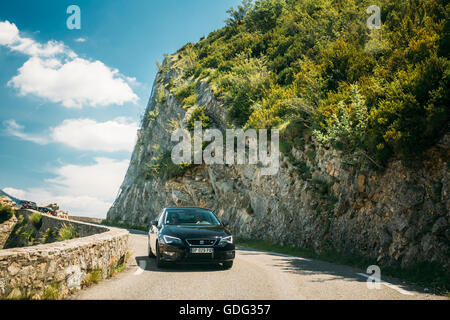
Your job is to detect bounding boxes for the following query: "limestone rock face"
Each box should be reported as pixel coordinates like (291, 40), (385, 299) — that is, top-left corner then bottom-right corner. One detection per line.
(107, 60), (450, 271)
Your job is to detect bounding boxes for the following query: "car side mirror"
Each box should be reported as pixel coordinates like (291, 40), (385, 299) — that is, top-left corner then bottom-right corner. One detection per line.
(151, 219), (158, 227)
(222, 220), (229, 227)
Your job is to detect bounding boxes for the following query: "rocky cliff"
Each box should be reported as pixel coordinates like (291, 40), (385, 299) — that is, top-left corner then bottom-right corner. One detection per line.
(107, 56), (449, 271)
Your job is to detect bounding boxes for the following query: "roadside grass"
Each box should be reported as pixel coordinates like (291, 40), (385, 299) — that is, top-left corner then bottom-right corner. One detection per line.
(6, 250), (134, 300)
(101, 220), (149, 232)
(109, 250), (133, 277)
(111, 260), (127, 275)
(85, 269), (103, 286)
(6, 288), (33, 300)
(85, 250), (132, 287)
(235, 238), (450, 295)
(43, 283), (60, 300)
(57, 223), (79, 241)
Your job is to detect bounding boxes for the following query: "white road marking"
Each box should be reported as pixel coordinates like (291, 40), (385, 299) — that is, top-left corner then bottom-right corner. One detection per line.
(269, 252), (313, 262)
(133, 261), (147, 275)
(237, 246), (312, 262)
(357, 273), (414, 295)
(133, 267), (144, 276)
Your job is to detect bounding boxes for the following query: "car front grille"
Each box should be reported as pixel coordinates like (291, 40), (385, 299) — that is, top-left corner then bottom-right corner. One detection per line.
(186, 239), (217, 246)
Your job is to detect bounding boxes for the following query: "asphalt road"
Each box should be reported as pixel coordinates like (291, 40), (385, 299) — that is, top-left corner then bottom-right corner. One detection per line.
(70, 230), (447, 300)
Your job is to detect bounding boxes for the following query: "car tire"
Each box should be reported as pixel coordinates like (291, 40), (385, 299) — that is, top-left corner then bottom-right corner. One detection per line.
(155, 242), (167, 268)
(148, 241), (155, 258)
(222, 261), (233, 269)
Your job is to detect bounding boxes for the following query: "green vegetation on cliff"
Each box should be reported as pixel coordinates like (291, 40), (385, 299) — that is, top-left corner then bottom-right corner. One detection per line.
(4, 215), (78, 248)
(161, 0), (449, 166)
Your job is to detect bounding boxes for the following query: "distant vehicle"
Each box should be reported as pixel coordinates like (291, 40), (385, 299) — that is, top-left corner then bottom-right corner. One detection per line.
(38, 207), (57, 216)
(21, 201), (38, 210)
(148, 207), (235, 269)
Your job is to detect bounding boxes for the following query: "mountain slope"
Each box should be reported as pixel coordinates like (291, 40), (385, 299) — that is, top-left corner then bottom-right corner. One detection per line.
(0, 189), (23, 205)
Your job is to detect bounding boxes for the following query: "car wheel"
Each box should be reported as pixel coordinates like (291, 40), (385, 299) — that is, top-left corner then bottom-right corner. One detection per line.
(148, 241), (155, 258)
(155, 242), (166, 268)
(222, 261), (233, 269)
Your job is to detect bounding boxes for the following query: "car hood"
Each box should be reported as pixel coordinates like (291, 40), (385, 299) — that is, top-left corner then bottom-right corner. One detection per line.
(163, 225), (230, 239)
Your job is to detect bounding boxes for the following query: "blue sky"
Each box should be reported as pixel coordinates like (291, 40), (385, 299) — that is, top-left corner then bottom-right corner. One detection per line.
(0, 0), (240, 218)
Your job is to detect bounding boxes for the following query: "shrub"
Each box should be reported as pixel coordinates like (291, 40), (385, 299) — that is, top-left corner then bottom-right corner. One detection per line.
(175, 81), (196, 104)
(39, 228), (56, 244)
(155, 87), (168, 104)
(187, 106), (211, 130)
(296, 161), (312, 180)
(145, 151), (194, 179)
(146, 109), (159, 124)
(171, 0), (449, 164)
(16, 226), (36, 246)
(0, 203), (14, 223)
(156, 54), (171, 79)
(183, 93), (198, 106)
(314, 86), (368, 153)
(57, 223), (79, 241)
(214, 54), (272, 126)
(29, 213), (43, 230)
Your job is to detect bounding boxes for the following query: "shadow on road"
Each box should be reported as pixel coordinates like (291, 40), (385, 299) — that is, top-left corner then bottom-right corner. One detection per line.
(135, 256), (226, 273)
(237, 247), (438, 296)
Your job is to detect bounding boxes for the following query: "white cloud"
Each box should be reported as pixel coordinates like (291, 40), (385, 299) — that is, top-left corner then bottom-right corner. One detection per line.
(2, 157), (129, 219)
(0, 20), (19, 46)
(9, 37), (68, 57)
(48, 157), (129, 200)
(3, 119), (49, 144)
(51, 118), (138, 152)
(2, 187), (27, 200)
(74, 37), (87, 43)
(4, 118), (138, 152)
(8, 57), (138, 108)
(0, 20), (138, 108)
(0, 20), (69, 57)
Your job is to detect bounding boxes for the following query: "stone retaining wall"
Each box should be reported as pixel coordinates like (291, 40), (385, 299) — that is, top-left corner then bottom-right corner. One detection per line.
(0, 212), (129, 299)
(18, 209), (107, 238)
(69, 216), (103, 225)
(0, 216), (17, 249)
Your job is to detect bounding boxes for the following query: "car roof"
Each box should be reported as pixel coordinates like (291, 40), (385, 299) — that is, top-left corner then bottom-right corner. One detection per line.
(164, 207), (213, 212)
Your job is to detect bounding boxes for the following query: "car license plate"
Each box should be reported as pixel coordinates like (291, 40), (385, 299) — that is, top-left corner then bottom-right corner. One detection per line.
(191, 248), (214, 254)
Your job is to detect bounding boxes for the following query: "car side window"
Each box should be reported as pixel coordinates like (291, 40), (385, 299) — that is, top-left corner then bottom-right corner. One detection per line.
(158, 210), (165, 226)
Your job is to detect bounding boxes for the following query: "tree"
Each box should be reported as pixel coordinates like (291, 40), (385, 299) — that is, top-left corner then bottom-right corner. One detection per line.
(226, 0), (253, 26)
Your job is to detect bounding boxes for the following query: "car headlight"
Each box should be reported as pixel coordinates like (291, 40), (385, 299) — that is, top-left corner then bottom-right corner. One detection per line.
(219, 235), (233, 245)
(163, 235), (183, 245)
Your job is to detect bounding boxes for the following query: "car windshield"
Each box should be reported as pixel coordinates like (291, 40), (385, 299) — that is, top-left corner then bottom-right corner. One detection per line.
(164, 209), (221, 226)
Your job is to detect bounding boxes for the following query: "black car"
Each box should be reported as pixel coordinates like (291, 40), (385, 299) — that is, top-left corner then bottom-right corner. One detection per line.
(38, 207), (57, 216)
(21, 201), (38, 210)
(148, 207), (235, 269)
